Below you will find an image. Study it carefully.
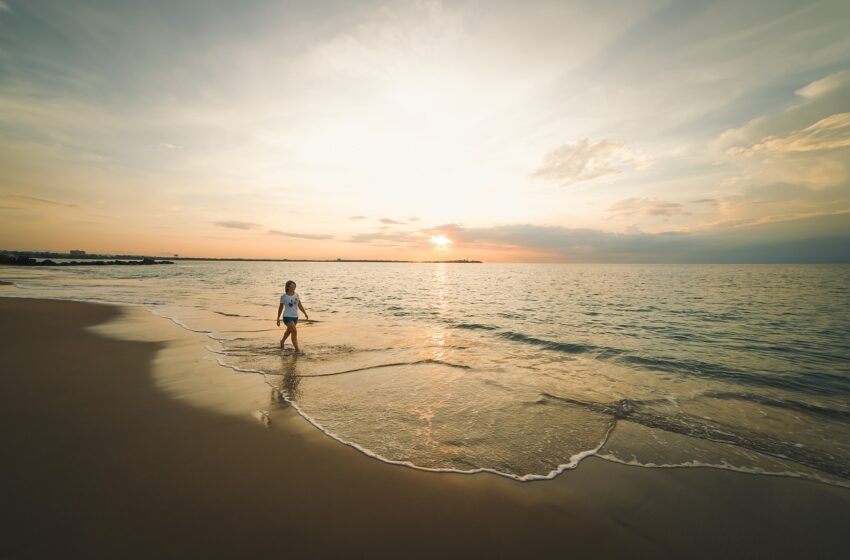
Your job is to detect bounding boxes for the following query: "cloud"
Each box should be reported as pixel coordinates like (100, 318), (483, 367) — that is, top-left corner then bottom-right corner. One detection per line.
(379, 218), (405, 225)
(705, 181), (850, 224)
(1, 1), (847, 260)
(436, 214), (850, 263)
(214, 221), (261, 230)
(348, 230), (422, 245)
(3, 195), (77, 208)
(718, 69), (850, 153)
(728, 112), (850, 156)
(268, 230), (334, 240)
(718, 69), (850, 191)
(795, 69), (850, 100)
(608, 198), (688, 218)
(532, 139), (646, 186)
(0, 1), (10, 13)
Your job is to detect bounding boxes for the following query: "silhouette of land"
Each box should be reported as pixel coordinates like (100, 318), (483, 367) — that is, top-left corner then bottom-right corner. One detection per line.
(0, 250), (482, 264)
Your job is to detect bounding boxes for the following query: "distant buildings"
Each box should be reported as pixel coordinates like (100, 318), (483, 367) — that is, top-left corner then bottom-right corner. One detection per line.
(70, 249), (86, 256)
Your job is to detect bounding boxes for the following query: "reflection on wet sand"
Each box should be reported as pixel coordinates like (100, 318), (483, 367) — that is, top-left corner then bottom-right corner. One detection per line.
(278, 352), (303, 400)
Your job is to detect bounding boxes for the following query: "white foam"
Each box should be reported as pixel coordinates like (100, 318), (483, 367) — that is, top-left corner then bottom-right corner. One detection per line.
(595, 453), (850, 490)
(206, 334), (233, 342)
(149, 309), (213, 334)
(215, 358), (264, 375)
(238, 368), (619, 483)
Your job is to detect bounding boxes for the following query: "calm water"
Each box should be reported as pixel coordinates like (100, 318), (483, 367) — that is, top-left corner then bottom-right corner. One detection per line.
(2, 262), (849, 486)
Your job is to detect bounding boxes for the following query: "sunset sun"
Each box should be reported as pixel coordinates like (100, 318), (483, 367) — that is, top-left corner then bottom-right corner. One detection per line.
(429, 235), (452, 249)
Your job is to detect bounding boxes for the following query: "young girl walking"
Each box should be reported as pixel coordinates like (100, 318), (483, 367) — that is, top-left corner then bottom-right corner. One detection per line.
(276, 280), (309, 353)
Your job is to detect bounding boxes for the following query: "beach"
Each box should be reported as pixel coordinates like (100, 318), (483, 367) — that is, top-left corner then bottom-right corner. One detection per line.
(3, 0), (849, 555)
(1, 296), (848, 559)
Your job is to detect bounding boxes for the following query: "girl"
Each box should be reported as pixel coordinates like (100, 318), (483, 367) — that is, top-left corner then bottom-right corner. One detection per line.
(277, 280), (309, 353)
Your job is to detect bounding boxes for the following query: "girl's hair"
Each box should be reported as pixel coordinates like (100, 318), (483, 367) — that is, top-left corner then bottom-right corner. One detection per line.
(285, 280), (296, 292)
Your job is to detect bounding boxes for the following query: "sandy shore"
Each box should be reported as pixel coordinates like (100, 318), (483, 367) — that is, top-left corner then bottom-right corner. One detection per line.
(1, 297), (848, 559)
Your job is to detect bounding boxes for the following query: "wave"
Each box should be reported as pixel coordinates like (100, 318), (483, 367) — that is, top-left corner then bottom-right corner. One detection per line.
(213, 310), (255, 318)
(596, 454), (850, 490)
(149, 310), (212, 334)
(261, 387), (618, 483)
(264, 358), (472, 378)
(618, 354), (850, 397)
(541, 392), (849, 481)
(215, 358), (265, 375)
(451, 322), (497, 331)
(498, 331), (850, 397)
(702, 391), (850, 421)
(497, 331), (602, 355)
(204, 345), (228, 356)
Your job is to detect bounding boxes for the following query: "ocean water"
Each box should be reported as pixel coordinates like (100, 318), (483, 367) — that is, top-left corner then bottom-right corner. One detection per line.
(2, 262), (849, 486)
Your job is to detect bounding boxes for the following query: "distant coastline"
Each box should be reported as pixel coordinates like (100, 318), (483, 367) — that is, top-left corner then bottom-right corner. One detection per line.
(0, 254), (173, 267)
(0, 250), (482, 264)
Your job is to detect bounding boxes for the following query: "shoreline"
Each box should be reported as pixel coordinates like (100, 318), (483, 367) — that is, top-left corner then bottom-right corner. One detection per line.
(1, 297), (848, 558)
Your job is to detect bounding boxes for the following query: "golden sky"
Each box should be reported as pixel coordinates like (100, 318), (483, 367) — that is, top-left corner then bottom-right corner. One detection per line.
(1, 0), (849, 262)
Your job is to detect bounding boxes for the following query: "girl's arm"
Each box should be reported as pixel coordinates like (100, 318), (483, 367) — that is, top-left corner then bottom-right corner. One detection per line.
(298, 300), (309, 320)
(276, 302), (283, 325)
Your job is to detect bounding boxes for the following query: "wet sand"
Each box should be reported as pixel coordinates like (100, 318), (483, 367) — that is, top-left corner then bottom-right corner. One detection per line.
(1, 297), (848, 559)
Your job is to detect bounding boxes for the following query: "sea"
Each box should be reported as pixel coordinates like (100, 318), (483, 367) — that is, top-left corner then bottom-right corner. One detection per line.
(2, 261), (849, 487)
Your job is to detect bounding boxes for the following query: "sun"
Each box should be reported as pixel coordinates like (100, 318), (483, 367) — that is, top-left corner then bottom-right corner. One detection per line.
(429, 234), (452, 249)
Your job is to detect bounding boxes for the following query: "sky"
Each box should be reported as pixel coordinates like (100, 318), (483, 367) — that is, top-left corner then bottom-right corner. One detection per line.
(1, 0), (849, 262)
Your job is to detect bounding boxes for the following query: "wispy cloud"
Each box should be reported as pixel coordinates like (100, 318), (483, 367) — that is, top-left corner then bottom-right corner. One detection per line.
(4, 195), (77, 208)
(379, 218), (405, 225)
(0, 1), (10, 14)
(348, 215), (367, 221)
(718, 69), (850, 155)
(532, 139), (646, 186)
(269, 230), (334, 240)
(796, 69), (850, 99)
(349, 230), (421, 244)
(214, 221), (261, 230)
(717, 69), (850, 193)
(608, 198), (689, 218)
(728, 113), (850, 156)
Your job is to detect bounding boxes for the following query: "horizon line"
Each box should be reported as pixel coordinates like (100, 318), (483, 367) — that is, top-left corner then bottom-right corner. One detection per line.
(2, 249), (849, 265)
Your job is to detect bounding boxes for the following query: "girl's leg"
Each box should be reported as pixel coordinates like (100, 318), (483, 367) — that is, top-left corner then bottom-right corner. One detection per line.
(290, 325), (300, 352)
(280, 324), (293, 348)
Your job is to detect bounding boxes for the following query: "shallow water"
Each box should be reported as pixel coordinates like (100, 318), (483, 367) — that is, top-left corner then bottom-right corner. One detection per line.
(2, 262), (849, 485)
